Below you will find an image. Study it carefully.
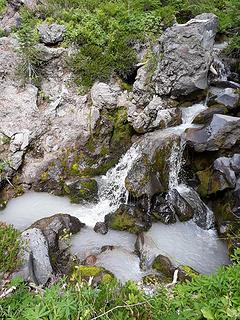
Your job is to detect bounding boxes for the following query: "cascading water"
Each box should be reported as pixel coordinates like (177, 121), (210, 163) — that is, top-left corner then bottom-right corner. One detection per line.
(0, 144), (140, 229)
(167, 102), (214, 229)
(0, 102), (230, 282)
(98, 144), (140, 207)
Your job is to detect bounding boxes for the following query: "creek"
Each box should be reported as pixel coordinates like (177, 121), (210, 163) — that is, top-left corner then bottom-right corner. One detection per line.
(0, 103), (230, 282)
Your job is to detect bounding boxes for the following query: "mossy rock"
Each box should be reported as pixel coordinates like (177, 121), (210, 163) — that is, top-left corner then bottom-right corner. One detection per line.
(71, 265), (114, 285)
(105, 204), (147, 234)
(152, 254), (174, 278)
(193, 104), (228, 124)
(178, 265), (199, 282)
(64, 178), (98, 204)
(0, 198), (7, 210)
(197, 168), (232, 197)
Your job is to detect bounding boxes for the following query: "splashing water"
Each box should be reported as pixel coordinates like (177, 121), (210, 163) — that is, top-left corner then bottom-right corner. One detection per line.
(98, 144), (140, 207)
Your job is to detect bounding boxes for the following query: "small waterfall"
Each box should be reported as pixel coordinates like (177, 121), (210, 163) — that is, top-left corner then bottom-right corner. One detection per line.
(98, 144), (140, 208)
(167, 102), (214, 229)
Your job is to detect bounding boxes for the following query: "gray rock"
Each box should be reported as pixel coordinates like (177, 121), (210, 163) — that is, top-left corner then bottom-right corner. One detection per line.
(128, 96), (181, 133)
(125, 131), (180, 198)
(214, 157), (236, 188)
(193, 104), (227, 124)
(64, 178), (98, 204)
(30, 213), (85, 251)
(153, 13), (218, 96)
(94, 222), (108, 235)
(231, 154), (240, 174)
(169, 185), (214, 229)
(186, 114), (240, 152)
(90, 82), (121, 109)
(16, 228), (53, 285)
(209, 87), (239, 110)
(38, 24), (65, 45)
(151, 195), (176, 224)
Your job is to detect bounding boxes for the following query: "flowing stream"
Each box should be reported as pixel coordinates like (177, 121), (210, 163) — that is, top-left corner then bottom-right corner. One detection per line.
(0, 103), (230, 282)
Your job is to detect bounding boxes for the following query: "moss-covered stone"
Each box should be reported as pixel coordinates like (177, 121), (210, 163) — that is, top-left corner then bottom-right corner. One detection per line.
(197, 167), (233, 197)
(152, 254), (174, 278)
(71, 265), (114, 285)
(64, 178), (98, 204)
(106, 204), (147, 234)
(178, 265), (199, 281)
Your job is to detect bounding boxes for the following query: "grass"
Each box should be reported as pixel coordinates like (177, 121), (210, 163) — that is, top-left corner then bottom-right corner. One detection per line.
(0, 223), (21, 273)
(0, 249), (240, 319)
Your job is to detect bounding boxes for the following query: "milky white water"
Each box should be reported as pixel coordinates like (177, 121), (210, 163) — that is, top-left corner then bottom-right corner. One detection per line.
(0, 144), (140, 230)
(0, 102), (230, 281)
(71, 227), (136, 260)
(145, 221), (230, 274)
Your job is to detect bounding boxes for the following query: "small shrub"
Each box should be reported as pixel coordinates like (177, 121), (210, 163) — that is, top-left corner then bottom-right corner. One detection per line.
(0, 223), (21, 273)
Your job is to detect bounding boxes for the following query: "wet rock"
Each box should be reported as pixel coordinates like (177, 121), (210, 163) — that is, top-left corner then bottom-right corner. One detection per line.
(209, 87), (239, 110)
(170, 189), (194, 222)
(16, 228), (53, 285)
(170, 185), (214, 229)
(38, 24), (65, 45)
(84, 255), (97, 266)
(30, 213), (85, 251)
(105, 204), (149, 234)
(152, 254), (174, 278)
(29, 214), (85, 275)
(125, 131), (180, 198)
(100, 245), (115, 253)
(153, 13), (218, 97)
(64, 178), (98, 204)
(134, 232), (158, 270)
(94, 222), (108, 235)
(231, 154), (240, 174)
(151, 195), (176, 224)
(193, 104), (227, 124)
(197, 157), (237, 197)
(186, 114), (240, 152)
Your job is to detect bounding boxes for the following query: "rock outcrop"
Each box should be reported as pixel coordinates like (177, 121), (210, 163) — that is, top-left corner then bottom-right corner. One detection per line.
(153, 13), (218, 97)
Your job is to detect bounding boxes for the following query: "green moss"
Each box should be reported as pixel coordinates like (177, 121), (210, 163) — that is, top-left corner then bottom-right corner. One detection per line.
(179, 265), (199, 279)
(70, 265), (114, 284)
(197, 168), (211, 198)
(152, 255), (173, 278)
(40, 171), (49, 182)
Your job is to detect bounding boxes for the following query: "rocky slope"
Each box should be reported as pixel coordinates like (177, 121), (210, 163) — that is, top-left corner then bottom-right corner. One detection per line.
(0, 2), (240, 284)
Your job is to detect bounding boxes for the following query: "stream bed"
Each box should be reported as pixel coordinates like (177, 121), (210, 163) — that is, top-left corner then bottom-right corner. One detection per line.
(0, 191), (230, 282)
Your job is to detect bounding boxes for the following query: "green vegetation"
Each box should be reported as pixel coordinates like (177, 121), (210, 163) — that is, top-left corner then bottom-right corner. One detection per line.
(9, 0), (238, 89)
(0, 0), (6, 15)
(1, 249), (240, 319)
(0, 223), (21, 273)
(16, 9), (42, 85)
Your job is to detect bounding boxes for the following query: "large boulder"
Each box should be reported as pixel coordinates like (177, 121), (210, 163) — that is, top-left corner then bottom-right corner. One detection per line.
(153, 13), (218, 97)
(30, 213), (85, 251)
(186, 114), (240, 152)
(125, 131), (180, 198)
(29, 214), (85, 274)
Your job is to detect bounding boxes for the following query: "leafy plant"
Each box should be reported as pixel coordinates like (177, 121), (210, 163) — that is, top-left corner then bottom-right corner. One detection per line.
(0, 223), (21, 273)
